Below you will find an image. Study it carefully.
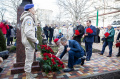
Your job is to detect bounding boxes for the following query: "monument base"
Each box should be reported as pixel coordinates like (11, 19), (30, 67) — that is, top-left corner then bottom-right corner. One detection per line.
(11, 61), (40, 74)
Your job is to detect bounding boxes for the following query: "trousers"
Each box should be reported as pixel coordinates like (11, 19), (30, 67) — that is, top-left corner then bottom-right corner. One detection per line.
(24, 45), (35, 73)
(68, 50), (84, 68)
(85, 41), (93, 60)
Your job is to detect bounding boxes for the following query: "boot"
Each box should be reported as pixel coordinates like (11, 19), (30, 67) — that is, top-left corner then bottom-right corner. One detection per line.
(26, 72), (36, 79)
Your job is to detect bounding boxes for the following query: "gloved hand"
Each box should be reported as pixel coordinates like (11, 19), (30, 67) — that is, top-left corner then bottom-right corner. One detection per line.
(35, 40), (39, 52)
(35, 40), (39, 44)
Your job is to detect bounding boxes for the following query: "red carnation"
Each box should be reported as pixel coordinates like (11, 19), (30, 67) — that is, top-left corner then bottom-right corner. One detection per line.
(75, 30), (80, 35)
(59, 61), (63, 65)
(48, 54), (51, 58)
(43, 57), (47, 60)
(53, 62), (56, 65)
(51, 59), (54, 62)
(116, 43), (120, 47)
(86, 28), (93, 34)
(44, 45), (47, 47)
(62, 65), (64, 68)
(58, 65), (61, 67)
(52, 55), (56, 58)
(104, 32), (110, 37)
(43, 53), (48, 57)
(56, 57), (60, 61)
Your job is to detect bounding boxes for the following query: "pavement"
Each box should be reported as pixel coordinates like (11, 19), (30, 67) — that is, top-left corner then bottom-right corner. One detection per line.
(0, 43), (120, 79)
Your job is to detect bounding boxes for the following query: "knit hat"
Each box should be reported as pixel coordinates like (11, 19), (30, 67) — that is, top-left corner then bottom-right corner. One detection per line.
(24, 4), (34, 11)
(54, 38), (59, 43)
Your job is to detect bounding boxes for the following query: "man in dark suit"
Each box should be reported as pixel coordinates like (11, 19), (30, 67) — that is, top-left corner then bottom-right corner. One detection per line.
(84, 20), (96, 61)
(60, 37), (85, 72)
(73, 21), (84, 45)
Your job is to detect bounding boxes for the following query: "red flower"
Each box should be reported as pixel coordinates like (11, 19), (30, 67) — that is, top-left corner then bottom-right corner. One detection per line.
(52, 62), (56, 65)
(62, 65), (64, 68)
(51, 59), (54, 62)
(75, 30), (80, 35)
(43, 57), (47, 60)
(44, 45), (47, 47)
(52, 55), (56, 58)
(116, 43), (120, 47)
(43, 53), (48, 57)
(47, 54), (51, 58)
(59, 61), (63, 65)
(45, 48), (48, 50)
(56, 57), (60, 61)
(86, 28), (93, 34)
(104, 32), (110, 37)
(58, 65), (61, 67)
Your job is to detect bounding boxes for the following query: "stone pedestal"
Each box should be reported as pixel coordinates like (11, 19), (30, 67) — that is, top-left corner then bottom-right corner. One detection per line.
(11, 0), (40, 74)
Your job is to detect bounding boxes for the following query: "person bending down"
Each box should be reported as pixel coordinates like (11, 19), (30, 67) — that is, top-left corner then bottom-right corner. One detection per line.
(59, 37), (85, 72)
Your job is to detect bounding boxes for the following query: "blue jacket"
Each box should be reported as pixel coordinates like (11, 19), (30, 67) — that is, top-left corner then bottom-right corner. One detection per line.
(84, 25), (96, 43)
(60, 40), (84, 59)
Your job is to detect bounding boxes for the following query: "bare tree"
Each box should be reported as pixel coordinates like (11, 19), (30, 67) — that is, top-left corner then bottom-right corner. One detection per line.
(1, 0), (22, 21)
(57, 0), (97, 24)
(0, 7), (7, 21)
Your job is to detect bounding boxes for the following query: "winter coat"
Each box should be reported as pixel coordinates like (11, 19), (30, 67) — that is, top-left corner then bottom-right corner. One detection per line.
(0, 22), (9, 34)
(56, 43), (68, 60)
(43, 26), (49, 36)
(94, 28), (100, 43)
(61, 27), (67, 35)
(54, 28), (59, 37)
(6, 25), (11, 37)
(49, 27), (54, 37)
(20, 11), (38, 48)
(105, 27), (115, 42)
(117, 32), (120, 40)
(73, 24), (84, 42)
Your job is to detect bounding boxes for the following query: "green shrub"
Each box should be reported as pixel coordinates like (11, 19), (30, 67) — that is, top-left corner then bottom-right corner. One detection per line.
(9, 46), (16, 52)
(0, 30), (6, 52)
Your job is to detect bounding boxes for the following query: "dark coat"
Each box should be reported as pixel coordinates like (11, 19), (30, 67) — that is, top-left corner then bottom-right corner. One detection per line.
(73, 24), (84, 42)
(6, 25), (11, 37)
(43, 26), (49, 36)
(117, 32), (120, 40)
(60, 40), (84, 59)
(49, 27), (54, 37)
(84, 25), (96, 43)
(94, 28), (100, 43)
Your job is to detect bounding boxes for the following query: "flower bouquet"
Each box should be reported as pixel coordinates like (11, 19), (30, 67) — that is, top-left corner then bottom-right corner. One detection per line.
(37, 45), (64, 77)
(86, 28), (93, 34)
(104, 32), (110, 37)
(115, 42), (120, 47)
(75, 30), (80, 35)
(40, 45), (54, 54)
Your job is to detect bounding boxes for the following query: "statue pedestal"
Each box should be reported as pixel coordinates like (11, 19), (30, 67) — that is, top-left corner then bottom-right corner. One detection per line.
(11, 2), (40, 74)
(11, 62), (40, 74)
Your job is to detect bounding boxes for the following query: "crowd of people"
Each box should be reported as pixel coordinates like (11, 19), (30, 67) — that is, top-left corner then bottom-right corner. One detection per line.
(42, 20), (120, 72)
(0, 20), (16, 46)
(0, 3), (120, 79)
(0, 20), (16, 72)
